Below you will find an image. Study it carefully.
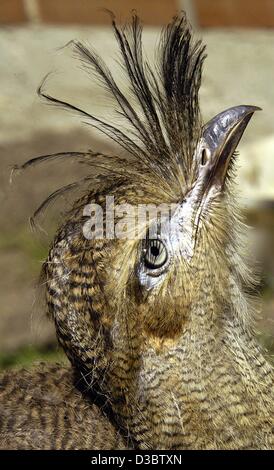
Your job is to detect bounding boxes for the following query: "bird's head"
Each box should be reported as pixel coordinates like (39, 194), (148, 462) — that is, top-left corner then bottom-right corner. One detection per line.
(21, 14), (261, 447)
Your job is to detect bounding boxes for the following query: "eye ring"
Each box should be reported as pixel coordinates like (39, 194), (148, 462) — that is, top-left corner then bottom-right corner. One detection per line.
(144, 239), (168, 270)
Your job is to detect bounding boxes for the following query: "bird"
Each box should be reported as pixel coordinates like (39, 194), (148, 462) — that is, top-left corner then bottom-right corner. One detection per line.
(1, 12), (274, 450)
(0, 364), (127, 449)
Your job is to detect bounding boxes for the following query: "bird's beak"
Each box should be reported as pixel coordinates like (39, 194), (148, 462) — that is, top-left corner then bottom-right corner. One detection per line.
(199, 105), (261, 188)
(159, 106), (261, 262)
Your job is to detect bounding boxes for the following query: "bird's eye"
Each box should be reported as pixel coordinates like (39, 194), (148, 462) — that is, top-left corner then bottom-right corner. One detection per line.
(144, 239), (168, 270)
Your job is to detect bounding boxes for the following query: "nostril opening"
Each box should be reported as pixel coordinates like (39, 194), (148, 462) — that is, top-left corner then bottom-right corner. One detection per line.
(201, 148), (209, 166)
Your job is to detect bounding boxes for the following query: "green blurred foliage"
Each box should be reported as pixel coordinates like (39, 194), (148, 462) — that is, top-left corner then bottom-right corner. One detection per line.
(0, 345), (67, 370)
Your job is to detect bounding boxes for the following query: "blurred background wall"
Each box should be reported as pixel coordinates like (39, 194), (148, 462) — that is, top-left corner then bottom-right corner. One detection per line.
(1, 0), (274, 368)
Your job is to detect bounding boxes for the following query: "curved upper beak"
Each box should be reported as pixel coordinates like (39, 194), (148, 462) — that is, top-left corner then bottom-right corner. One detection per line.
(200, 105), (261, 188)
(166, 106), (261, 262)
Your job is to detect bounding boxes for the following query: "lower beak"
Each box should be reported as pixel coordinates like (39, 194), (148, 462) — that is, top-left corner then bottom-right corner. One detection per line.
(198, 105), (261, 189)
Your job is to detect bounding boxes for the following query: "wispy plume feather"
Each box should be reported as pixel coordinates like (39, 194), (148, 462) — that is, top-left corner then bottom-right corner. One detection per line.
(14, 12), (206, 221)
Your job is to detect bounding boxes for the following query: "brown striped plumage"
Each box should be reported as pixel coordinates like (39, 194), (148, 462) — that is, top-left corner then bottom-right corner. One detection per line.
(44, 191), (274, 450)
(0, 364), (127, 449)
(2, 13), (274, 449)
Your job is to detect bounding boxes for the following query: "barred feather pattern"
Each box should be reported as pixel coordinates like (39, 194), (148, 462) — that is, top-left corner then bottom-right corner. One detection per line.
(5, 13), (274, 450)
(0, 364), (127, 449)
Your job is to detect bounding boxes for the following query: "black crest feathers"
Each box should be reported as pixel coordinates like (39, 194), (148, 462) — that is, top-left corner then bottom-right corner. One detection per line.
(15, 13), (206, 220)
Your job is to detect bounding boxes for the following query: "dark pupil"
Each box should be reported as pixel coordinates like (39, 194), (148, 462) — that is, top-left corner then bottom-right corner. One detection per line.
(144, 239), (167, 270)
(150, 246), (160, 257)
